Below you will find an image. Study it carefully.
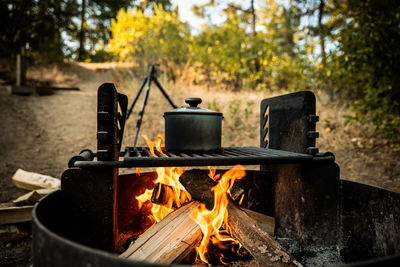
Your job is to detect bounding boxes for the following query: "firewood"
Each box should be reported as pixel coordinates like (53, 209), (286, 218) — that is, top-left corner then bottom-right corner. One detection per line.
(12, 169), (60, 191)
(13, 188), (56, 206)
(150, 183), (275, 236)
(151, 181), (244, 208)
(0, 205), (34, 225)
(120, 201), (202, 264)
(0, 225), (28, 242)
(180, 169), (302, 267)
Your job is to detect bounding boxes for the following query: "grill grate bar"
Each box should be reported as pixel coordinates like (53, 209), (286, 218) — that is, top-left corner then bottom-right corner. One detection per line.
(132, 147), (141, 157)
(164, 151), (175, 157)
(141, 147), (152, 157)
(223, 150), (243, 157)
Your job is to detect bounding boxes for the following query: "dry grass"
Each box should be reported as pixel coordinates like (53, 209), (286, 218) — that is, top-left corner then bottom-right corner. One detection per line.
(27, 64), (79, 86)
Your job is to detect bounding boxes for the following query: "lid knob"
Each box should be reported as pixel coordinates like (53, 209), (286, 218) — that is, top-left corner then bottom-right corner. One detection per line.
(185, 97), (202, 107)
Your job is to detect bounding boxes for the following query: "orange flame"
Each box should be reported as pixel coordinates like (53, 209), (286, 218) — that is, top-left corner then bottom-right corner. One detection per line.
(191, 165), (246, 264)
(135, 135), (191, 224)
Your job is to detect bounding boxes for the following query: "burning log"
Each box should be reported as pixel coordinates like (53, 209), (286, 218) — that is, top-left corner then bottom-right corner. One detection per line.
(151, 181), (244, 207)
(120, 201), (202, 264)
(152, 182), (275, 236)
(179, 169), (302, 267)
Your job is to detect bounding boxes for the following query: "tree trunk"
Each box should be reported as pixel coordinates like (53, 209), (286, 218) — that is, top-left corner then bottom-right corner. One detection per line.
(78, 0), (86, 61)
(250, 0), (260, 73)
(250, 0), (256, 36)
(318, 0), (326, 65)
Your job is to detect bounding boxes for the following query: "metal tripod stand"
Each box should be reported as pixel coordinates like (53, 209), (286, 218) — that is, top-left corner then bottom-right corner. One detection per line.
(126, 64), (177, 147)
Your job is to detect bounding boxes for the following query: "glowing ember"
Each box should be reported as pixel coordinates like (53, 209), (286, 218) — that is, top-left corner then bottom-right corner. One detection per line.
(191, 165), (247, 265)
(135, 135), (191, 224)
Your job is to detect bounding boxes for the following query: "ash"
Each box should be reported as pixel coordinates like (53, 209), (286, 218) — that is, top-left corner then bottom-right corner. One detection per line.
(277, 238), (345, 266)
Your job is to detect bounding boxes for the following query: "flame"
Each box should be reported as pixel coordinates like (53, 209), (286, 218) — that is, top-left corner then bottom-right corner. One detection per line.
(191, 165), (246, 264)
(135, 135), (191, 224)
(238, 193), (245, 206)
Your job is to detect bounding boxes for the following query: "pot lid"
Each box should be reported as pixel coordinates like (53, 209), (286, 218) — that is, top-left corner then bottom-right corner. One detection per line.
(164, 98), (222, 115)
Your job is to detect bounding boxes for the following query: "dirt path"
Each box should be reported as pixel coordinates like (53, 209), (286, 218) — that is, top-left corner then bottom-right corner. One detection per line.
(0, 65), (110, 266)
(0, 74), (103, 203)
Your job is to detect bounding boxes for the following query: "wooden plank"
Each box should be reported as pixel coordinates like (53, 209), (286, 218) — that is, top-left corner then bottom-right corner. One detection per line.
(13, 188), (56, 206)
(121, 201), (202, 264)
(12, 169), (60, 191)
(0, 205), (34, 225)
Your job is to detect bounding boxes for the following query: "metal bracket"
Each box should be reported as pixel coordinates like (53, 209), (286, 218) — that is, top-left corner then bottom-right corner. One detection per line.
(97, 83), (127, 161)
(260, 91), (319, 154)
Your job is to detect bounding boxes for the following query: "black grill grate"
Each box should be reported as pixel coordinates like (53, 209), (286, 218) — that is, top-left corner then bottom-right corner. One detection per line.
(71, 147), (335, 168)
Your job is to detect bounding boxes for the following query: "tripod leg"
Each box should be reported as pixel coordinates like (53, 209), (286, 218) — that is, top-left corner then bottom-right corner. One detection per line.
(126, 76), (148, 119)
(152, 77), (177, 109)
(133, 76), (152, 147)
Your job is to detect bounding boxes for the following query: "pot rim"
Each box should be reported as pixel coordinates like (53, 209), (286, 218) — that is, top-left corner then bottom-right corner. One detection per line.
(164, 111), (223, 116)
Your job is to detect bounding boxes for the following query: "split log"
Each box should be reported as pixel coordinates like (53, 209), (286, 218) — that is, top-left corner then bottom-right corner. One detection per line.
(180, 169), (302, 267)
(12, 169), (60, 191)
(13, 188), (56, 206)
(151, 183), (275, 236)
(120, 201), (202, 264)
(0, 204), (34, 225)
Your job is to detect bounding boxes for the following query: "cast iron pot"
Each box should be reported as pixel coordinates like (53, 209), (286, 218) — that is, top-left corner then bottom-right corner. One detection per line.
(164, 97), (222, 152)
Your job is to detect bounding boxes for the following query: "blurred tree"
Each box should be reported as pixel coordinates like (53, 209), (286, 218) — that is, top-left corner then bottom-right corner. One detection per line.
(109, 4), (189, 78)
(190, 10), (250, 88)
(1, 0), (136, 61)
(334, 0), (400, 138)
(76, 0), (137, 61)
(258, 0), (301, 57)
(139, 0), (171, 12)
(0, 0), (78, 60)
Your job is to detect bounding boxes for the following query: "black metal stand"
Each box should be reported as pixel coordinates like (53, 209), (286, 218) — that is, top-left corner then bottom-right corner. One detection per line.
(126, 65), (177, 147)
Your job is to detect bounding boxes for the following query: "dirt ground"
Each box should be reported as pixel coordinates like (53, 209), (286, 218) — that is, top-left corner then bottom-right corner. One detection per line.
(0, 63), (399, 266)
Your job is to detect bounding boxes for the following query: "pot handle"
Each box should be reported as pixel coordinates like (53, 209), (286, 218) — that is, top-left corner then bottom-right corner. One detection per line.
(185, 97), (202, 107)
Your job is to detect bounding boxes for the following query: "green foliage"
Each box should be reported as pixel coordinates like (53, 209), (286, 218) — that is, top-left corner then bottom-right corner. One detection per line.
(188, 14), (250, 88)
(188, 1), (309, 91)
(109, 5), (190, 77)
(324, 0), (400, 139)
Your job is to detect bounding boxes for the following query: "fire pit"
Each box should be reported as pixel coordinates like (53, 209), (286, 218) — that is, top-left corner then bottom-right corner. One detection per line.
(32, 84), (400, 266)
